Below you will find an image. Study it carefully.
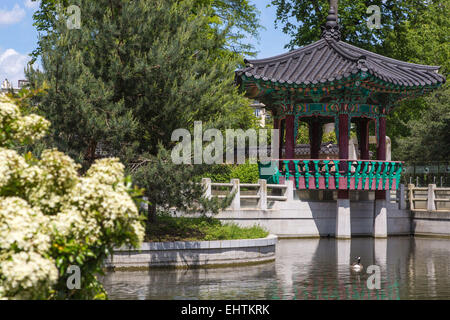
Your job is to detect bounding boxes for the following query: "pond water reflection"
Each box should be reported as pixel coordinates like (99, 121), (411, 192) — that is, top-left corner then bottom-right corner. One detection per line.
(101, 237), (450, 300)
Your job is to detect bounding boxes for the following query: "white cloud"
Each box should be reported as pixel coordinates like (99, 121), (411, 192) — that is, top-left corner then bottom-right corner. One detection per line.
(0, 49), (31, 88)
(24, 0), (40, 10)
(0, 4), (26, 25)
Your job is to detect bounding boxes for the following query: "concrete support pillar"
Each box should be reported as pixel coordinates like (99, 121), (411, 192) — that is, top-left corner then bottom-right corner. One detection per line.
(427, 184), (436, 211)
(258, 179), (267, 210)
(397, 184), (406, 210)
(230, 179), (240, 210)
(373, 199), (388, 238)
(336, 199), (351, 239)
(202, 178), (212, 200)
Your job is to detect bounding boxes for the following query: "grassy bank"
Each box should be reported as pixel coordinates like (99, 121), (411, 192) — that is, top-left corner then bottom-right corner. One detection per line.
(145, 213), (269, 242)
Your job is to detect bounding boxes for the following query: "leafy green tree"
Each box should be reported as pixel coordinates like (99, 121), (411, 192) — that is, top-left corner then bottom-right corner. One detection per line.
(396, 85), (450, 162)
(270, 0), (426, 52)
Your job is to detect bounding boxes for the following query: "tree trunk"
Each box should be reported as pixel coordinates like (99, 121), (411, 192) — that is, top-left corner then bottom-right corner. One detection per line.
(148, 202), (157, 224)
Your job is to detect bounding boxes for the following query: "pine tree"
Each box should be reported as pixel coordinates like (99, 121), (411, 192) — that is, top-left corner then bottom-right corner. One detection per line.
(28, 0), (250, 222)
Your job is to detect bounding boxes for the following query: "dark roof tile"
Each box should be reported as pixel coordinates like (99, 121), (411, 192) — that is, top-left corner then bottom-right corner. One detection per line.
(237, 38), (446, 88)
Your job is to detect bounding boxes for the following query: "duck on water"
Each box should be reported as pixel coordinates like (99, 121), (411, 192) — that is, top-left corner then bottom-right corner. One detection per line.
(351, 257), (363, 272)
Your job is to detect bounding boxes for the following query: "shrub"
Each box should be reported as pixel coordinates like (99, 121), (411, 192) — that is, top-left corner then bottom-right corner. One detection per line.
(230, 161), (259, 183)
(0, 96), (145, 299)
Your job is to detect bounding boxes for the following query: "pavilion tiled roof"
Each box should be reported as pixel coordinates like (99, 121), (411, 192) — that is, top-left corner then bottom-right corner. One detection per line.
(237, 8), (445, 88)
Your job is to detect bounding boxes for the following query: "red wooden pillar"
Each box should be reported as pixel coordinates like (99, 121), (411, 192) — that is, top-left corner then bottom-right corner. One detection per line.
(358, 118), (370, 160)
(285, 115), (295, 158)
(279, 118), (285, 169)
(310, 120), (322, 159)
(375, 117), (387, 200)
(285, 115), (295, 171)
(338, 114), (349, 199)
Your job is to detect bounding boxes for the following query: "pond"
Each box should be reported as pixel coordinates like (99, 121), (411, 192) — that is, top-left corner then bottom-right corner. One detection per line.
(100, 237), (450, 300)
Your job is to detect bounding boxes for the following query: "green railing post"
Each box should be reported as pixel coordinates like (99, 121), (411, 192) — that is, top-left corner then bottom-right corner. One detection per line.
(361, 161), (369, 190)
(395, 163), (403, 190)
(368, 161), (376, 190)
(313, 160), (321, 189)
(324, 160), (330, 189)
(284, 161), (290, 181)
(355, 161), (362, 190)
(333, 160), (340, 189)
(293, 160), (300, 189)
(388, 163), (396, 190)
(303, 160), (311, 189)
(375, 162), (383, 190)
(382, 162), (390, 190)
(347, 161), (353, 190)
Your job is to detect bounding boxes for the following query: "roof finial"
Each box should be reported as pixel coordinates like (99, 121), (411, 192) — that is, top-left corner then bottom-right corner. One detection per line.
(321, 1), (341, 41)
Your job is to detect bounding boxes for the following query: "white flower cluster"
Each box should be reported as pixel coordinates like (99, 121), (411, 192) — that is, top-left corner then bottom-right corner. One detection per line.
(0, 198), (58, 299)
(0, 98), (144, 299)
(0, 96), (50, 146)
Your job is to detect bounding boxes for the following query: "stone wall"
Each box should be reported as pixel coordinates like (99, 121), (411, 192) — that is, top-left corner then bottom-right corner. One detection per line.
(214, 198), (412, 238)
(106, 235), (277, 270)
(411, 211), (450, 238)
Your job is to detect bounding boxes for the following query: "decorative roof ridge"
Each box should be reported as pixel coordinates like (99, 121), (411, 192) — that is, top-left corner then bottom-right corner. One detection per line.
(243, 39), (327, 66)
(326, 39), (365, 64)
(339, 41), (444, 72)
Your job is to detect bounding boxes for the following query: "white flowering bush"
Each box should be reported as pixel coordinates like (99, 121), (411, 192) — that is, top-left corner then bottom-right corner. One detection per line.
(0, 96), (145, 299)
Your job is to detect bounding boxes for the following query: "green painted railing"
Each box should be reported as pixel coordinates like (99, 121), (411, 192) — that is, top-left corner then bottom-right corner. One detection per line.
(258, 159), (403, 191)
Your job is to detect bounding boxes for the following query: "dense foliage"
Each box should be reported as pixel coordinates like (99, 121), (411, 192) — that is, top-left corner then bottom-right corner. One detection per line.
(202, 161), (260, 183)
(396, 86), (450, 162)
(0, 96), (144, 299)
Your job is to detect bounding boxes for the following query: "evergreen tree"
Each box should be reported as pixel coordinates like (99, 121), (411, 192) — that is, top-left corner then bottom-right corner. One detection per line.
(28, 0), (251, 222)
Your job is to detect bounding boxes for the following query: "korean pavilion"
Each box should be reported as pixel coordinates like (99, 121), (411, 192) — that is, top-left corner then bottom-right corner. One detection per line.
(235, 2), (446, 238)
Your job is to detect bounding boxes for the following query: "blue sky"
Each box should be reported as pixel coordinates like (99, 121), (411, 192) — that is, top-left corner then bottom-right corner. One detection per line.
(0, 0), (292, 88)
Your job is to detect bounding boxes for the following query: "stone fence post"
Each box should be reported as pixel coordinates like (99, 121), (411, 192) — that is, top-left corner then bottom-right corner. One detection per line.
(258, 179), (267, 210)
(284, 179), (294, 202)
(397, 184), (406, 210)
(202, 178), (212, 200)
(427, 184), (436, 211)
(408, 184), (415, 210)
(230, 179), (240, 210)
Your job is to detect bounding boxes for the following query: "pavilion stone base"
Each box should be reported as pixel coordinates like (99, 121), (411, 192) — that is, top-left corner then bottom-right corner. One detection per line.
(336, 199), (351, 239)
(373, 199), (388, 238)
